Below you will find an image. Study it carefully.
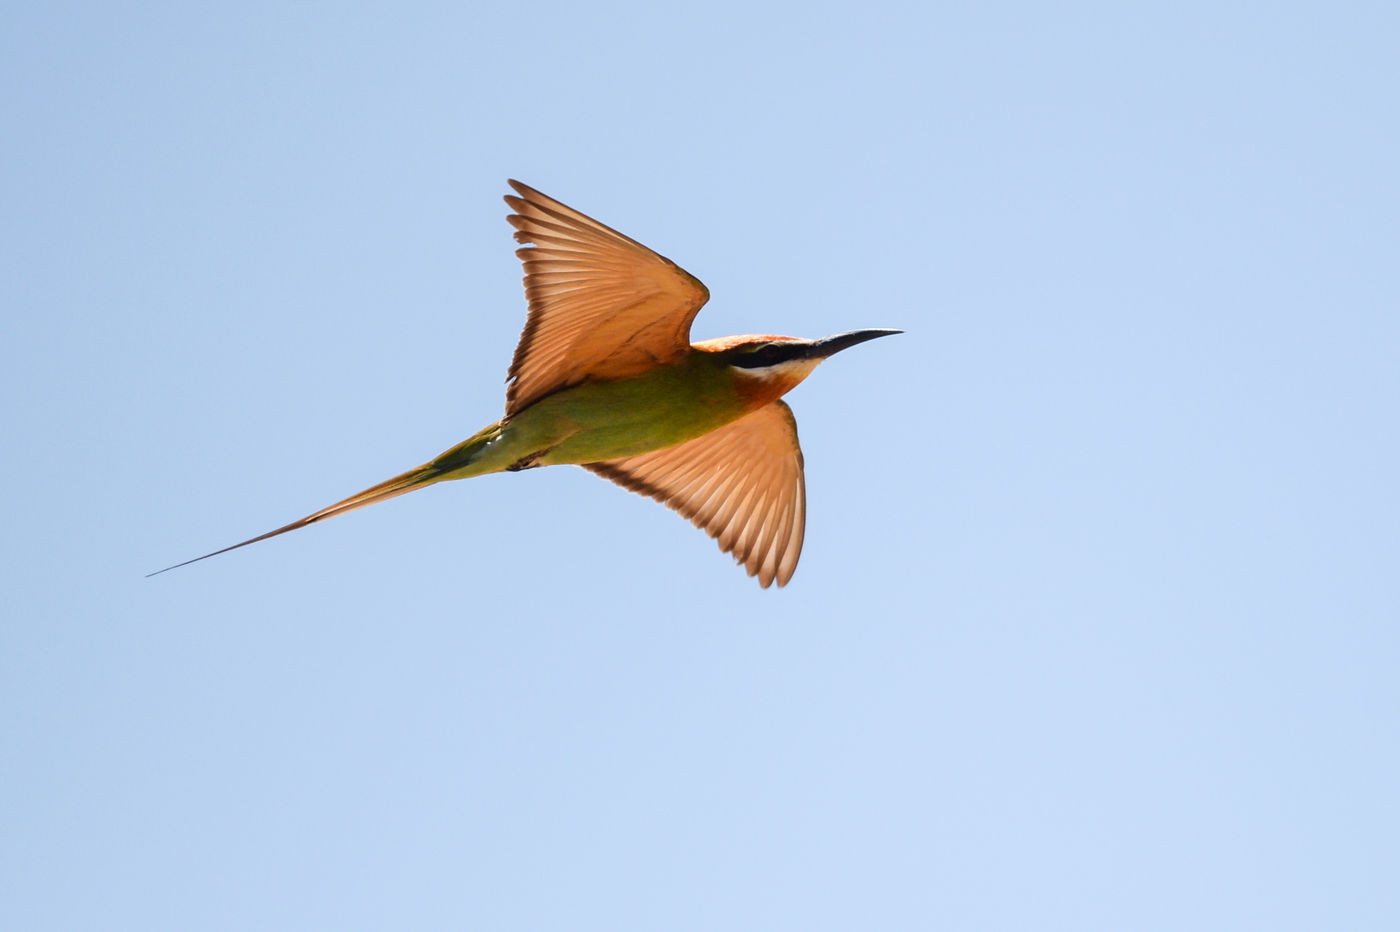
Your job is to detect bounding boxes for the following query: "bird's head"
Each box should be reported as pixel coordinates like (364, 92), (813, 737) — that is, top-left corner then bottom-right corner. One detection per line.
(696, 329), (902, 406)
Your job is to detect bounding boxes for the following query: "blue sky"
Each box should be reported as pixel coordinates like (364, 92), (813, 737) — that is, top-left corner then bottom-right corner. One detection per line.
(3, 2), (1397, 929)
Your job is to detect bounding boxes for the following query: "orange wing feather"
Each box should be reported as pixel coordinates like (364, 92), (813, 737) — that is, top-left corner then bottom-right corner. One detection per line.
(503, 181), (710, 416)
(584, 401), (807, 588)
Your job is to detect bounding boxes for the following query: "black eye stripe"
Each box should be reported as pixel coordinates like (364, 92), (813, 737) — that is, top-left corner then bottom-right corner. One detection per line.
(731, 345), (789, 369)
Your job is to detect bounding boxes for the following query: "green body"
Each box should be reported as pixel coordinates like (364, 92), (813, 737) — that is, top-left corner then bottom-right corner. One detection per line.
(428, 351), (749, 482)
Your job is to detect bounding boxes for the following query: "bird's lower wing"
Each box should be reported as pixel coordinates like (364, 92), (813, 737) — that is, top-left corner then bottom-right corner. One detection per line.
(584, 401), (806, 588)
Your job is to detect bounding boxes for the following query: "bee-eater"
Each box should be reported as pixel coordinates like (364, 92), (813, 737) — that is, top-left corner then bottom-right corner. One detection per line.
(152, 181), (898, 586)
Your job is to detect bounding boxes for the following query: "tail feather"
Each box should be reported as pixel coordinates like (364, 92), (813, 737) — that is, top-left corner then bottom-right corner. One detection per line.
(147, 463), (441, 577)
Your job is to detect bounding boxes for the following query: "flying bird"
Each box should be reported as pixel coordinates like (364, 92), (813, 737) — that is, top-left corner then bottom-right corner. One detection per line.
(152, 181), (898, 586)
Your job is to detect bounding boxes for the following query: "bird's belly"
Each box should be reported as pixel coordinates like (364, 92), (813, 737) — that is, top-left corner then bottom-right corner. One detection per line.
(510, 372), (746, 465)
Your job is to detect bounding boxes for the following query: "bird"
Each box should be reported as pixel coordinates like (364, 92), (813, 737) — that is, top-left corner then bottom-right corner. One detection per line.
(151, 180), (899, 587)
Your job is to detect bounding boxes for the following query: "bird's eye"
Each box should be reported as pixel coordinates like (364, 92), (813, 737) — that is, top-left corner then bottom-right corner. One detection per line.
(732, 345), (787, 369)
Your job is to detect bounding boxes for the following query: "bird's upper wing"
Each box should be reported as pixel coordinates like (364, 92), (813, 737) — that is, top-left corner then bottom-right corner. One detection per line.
(584, 401), (806, 588)
(503, 180), (710, 416)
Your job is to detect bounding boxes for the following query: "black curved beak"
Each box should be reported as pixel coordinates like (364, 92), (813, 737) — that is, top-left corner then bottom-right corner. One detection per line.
(807, 328), (903, 359)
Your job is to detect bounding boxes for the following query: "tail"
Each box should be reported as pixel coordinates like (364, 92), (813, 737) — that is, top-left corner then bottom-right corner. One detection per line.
(149, 421), (508, 577)
(147, 463), (443, 577)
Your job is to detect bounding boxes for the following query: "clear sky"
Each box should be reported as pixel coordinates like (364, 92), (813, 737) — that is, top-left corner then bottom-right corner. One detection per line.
(3, 2), (1397, 929)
